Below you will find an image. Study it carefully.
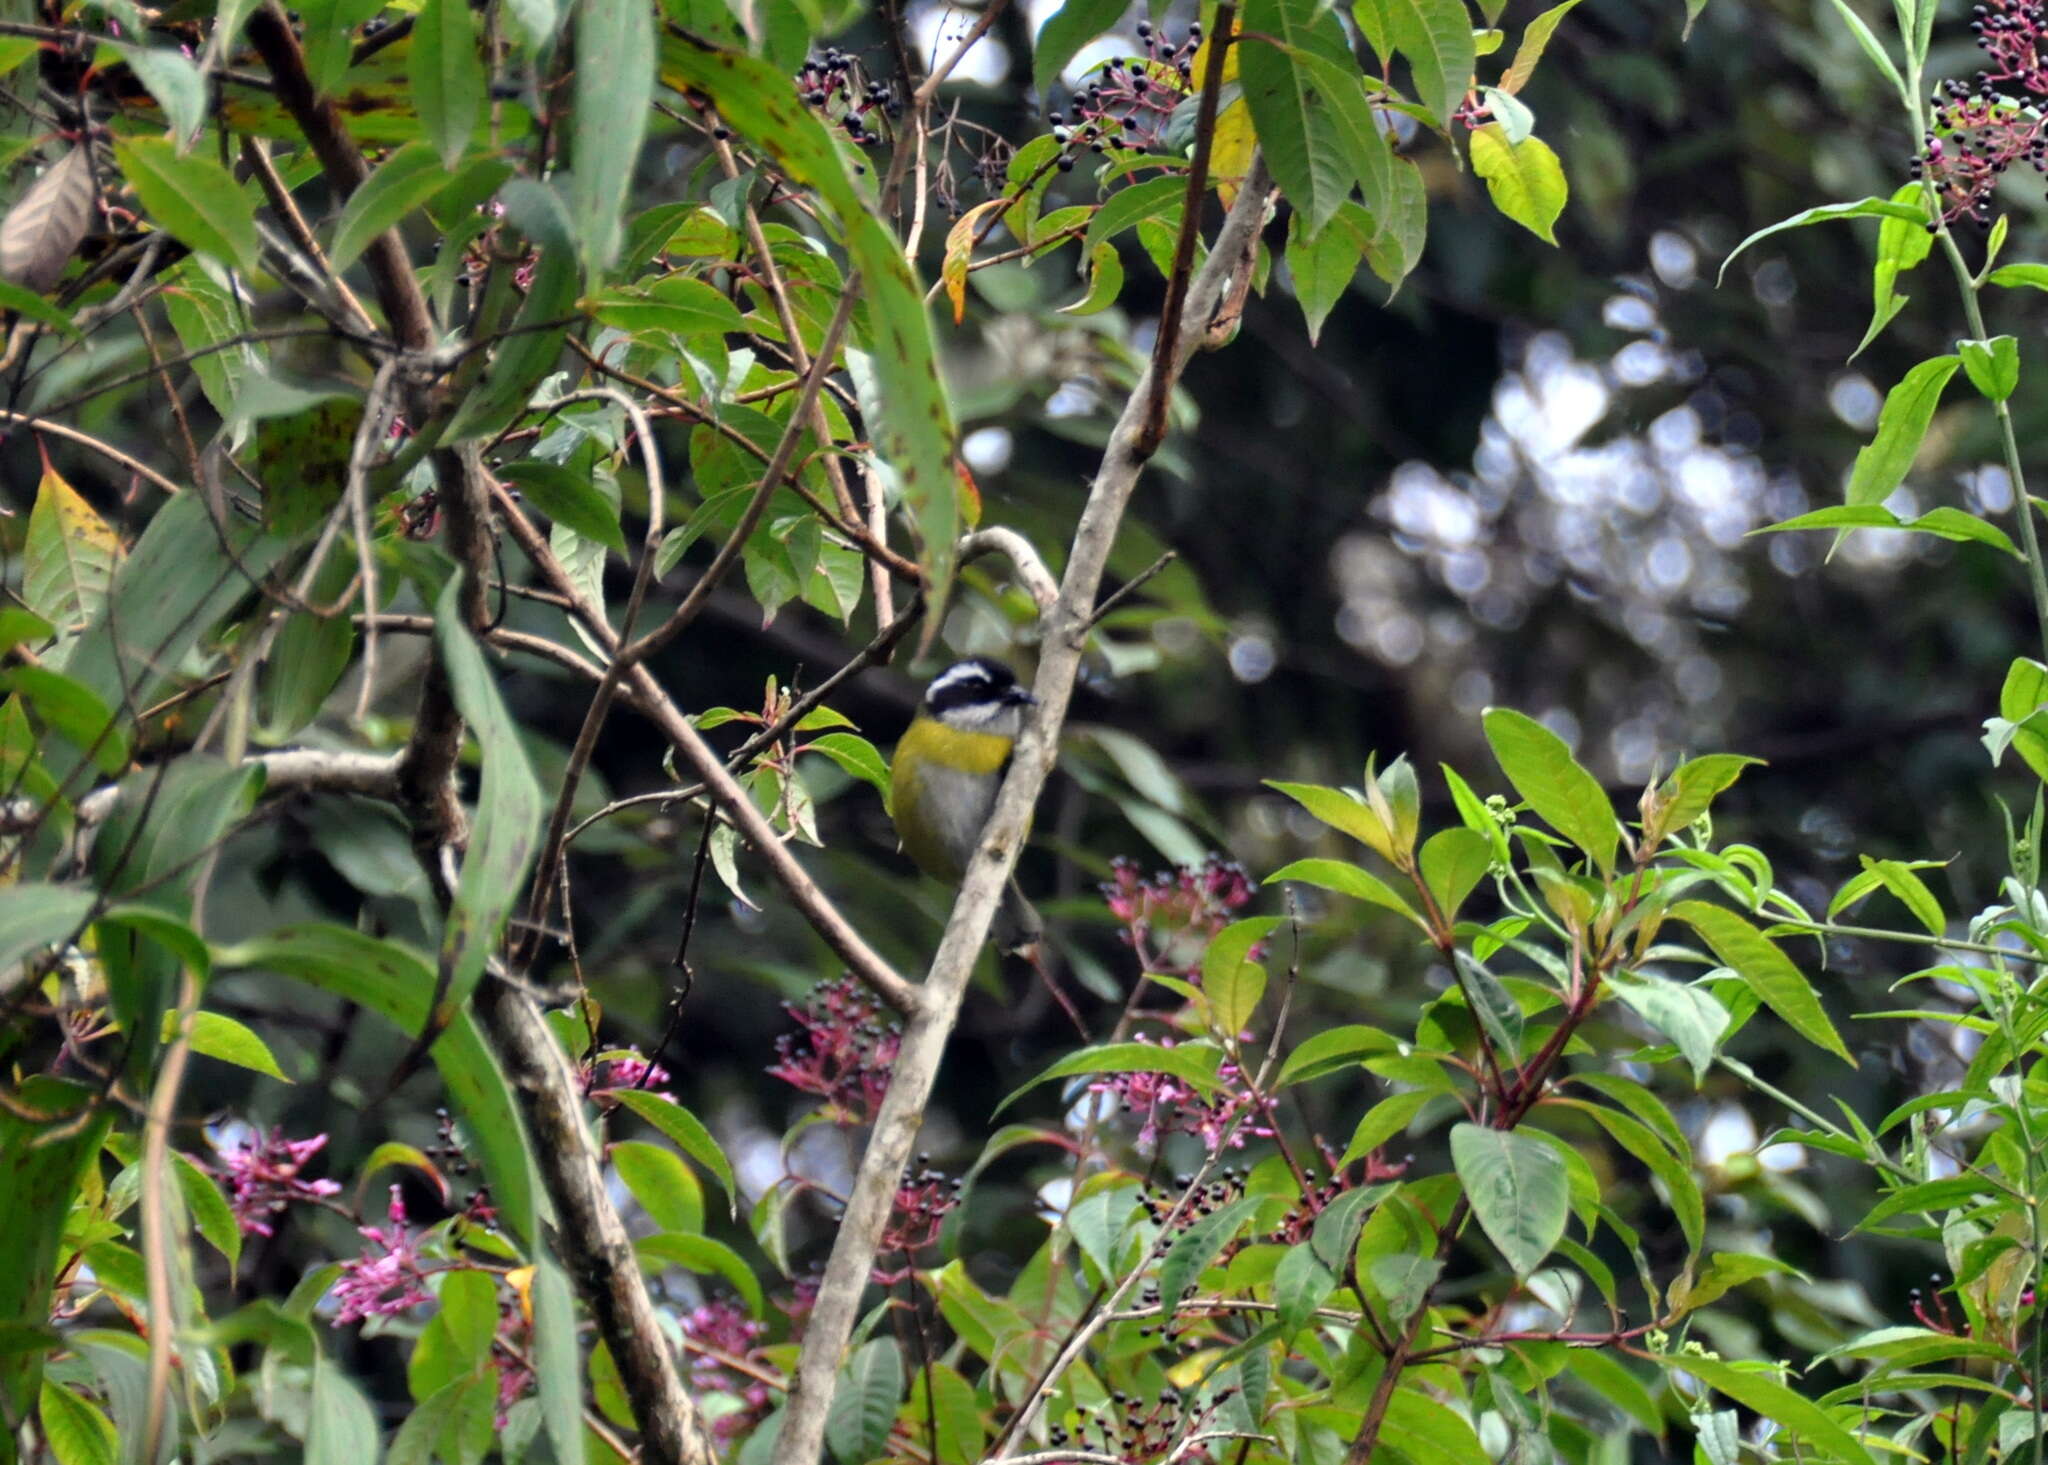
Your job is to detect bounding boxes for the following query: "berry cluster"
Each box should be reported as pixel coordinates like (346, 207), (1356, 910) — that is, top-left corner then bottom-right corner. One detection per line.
(872, 1156), (961, 1284)
(1048, 1385), (1227, 1463)
(765, 975), (901, 1123)
(1915, 2), (2048, 225)
(1137, 1167), (1248, 1241)
(1047, 20), (1202, 169)
(795, 47), (899, 147)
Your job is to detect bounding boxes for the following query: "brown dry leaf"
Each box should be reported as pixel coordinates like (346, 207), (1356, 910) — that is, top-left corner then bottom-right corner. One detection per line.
(0, 146), (96, 294)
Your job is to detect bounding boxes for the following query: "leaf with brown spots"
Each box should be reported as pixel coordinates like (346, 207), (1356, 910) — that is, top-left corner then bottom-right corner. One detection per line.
(21, 451), (121, 661)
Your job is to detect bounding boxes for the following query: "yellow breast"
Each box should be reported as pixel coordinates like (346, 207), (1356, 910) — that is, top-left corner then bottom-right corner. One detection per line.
(890, 715), (1015, 880)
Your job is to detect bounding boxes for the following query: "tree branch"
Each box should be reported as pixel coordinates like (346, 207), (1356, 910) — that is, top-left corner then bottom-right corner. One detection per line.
(774, 152), (1276, 1465)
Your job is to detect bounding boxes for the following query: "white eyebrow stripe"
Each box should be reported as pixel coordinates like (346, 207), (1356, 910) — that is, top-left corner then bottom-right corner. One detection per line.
(927, 663), (991, 698)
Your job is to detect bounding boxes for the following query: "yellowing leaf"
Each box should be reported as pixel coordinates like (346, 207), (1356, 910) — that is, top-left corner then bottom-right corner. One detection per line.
(942, 199), (1004, 325)
(22, 452), (121, 647)
(1469, 123), (1566, 244)
(1212, 99), (1259, 207)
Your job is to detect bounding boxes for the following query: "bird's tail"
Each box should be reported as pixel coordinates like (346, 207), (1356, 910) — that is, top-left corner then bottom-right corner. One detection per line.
(994, 876), (1043, 956)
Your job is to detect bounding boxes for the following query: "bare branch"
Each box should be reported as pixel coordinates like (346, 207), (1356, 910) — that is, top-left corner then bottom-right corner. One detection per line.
(774, 153), (1277, 1465)
(960, 527), (1058, 613)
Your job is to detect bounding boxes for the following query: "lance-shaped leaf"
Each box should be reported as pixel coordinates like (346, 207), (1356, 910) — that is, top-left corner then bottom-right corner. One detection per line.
(114, 137), (258, 274)
(573, 0), (654, 275)
(1719, 195), (1925, 285)
(1381, 0), (1476, 126)
(1672, 900), (1851, 1062)
(21, 457), (120, 657)
(414, 0), (484, 169)
(1482, 707), (1621, 874)
(434, 577), (545, 1020)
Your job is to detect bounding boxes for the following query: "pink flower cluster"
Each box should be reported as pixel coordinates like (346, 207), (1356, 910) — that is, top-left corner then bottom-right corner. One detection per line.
(765, 976), (899, 1123)
(213, 1128), (342, 1238)
(682, 1300), (771, 1442)
(330, 1186), (431, 1324)
(1914, 2), (2048, 225)
(1087, 1036), (1277, 1155)
(584, 1048), (672, 1099)
(1101, 856), (1256, 977)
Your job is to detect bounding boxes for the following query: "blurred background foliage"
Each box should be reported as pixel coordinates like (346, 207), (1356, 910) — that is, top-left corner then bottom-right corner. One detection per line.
(7, 0), (2026, 1418)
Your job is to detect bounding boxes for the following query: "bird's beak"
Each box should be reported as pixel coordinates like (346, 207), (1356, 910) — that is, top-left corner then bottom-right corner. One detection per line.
(1006, 687), (1038, 707)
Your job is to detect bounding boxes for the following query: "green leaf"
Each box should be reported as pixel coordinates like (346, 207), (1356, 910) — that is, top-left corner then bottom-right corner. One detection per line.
(1560, 1098), (1702, 1251)
(1381, 0), (1477, 125)
(1158, 1195), (1265, 1310)
(1820, 0), (1907, 103)
(997, 1040), (1223, 1115)
(331, 142), (459, 272)
(414, 0), (484, 168)
(434, 577), (546, 1017)
(1058, 239), (1126, 316)
(1855, 183), (1931, 358)
(497, 459), (628, 553)
(1719, 196), (1925, 285)
(1654, 753), (1765, 836)
(1241, 0), (1364, 238)
(7, 667), (128, 776)
(1988, 262), (2048, 292)
(1653, 1352), (1876, 1465)
(825, 1339), (902, 1465)
(1274, 1023), (1400, 1088)
(0, 1080), (109, 1424)
(1287, 204), (1364, 343)
(171, 1149), (242, 1274)
(1564, 1349), (1663, 1435)
(1450, 1123), (1568, 1277)
(1032, 0), (1129, 91)
(1380, 1384), (1492, 1465)
(1264, 780), (1399, 863)
(1757, 502), (2022, 558)
(1339, 1088), (1432, 1167)
(803, 731), (891, 800)
(1468, 123), (1566, 243)
(638, 1232), (765, 1318)
(1959, 334), (2020, 403)
(114, 138), (258, 274)
(215, 925), (539, 1245)
(1205, 916), (1280, 1037)
(0, 885), (92, 975)
(907, 1364), (985, 1465)
(175, 1010), (291, 1082)
(529, 1249), (582, 1465)
(1368, 1252), (1442, 1322)
(1419, 827), (1491, 922)
(572, 0), (654, 274)
(586, 276), (747, 338)
(309, 1352), (381, 1465)
(1482, 707), (1620, 874)
(65, 492), (288, 714)
(40, 1379), (117, 1465)
(162, 260), (258, 421)
(1671, 901), (1850, 1062)
(1453, 951), (1523, 1057)
(108, 44), (207, 145)
(609, 1089), (738, 1215)
(1501, 0), (1580, 93)
(1839, 355), (1958, 522)
(1607, 971), (1727, 1084)
(1083, 175), (1188, 256)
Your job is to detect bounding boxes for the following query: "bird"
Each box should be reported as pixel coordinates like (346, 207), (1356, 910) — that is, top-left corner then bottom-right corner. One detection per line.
(889, 656), (1044, 953)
